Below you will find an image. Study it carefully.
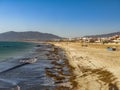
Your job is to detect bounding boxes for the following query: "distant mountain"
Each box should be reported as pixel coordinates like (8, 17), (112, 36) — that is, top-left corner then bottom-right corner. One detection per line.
(0, 31), (62, 41)
(84, 31), (120, 38)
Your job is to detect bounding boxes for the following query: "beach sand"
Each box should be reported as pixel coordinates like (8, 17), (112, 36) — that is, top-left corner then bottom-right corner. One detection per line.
(1, 41), (120, 90)
(52, 42), (120, 90)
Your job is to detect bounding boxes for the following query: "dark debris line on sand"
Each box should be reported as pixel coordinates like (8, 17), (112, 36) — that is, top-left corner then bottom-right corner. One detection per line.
(0, 43), (73, 90)
(44, 44), (74, 90)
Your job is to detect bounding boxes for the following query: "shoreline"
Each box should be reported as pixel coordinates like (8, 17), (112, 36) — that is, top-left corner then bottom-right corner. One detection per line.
(2, 41), (120, 89)
(0, 42), (73, 90)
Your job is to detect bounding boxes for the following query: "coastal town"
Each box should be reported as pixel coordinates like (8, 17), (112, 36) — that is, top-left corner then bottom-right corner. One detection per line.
(54, 34), (120, 44)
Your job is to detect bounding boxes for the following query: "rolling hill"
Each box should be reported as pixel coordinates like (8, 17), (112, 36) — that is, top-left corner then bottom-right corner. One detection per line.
(0, 31), (62, 41)
(84, 31), (120, 38)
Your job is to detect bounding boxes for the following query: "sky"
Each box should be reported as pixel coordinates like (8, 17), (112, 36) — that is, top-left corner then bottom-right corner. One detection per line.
(0, 0), (120, 37)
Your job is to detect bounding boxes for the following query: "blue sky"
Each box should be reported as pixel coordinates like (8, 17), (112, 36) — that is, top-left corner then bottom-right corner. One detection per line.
(0, 0), (120, 37)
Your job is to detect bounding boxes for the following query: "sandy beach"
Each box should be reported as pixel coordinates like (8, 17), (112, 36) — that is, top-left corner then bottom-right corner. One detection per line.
(0, 41), (120, 90)
(52, 42), (120, 90)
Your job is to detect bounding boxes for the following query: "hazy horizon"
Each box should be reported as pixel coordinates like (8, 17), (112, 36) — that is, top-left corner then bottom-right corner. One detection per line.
(0, 30), (120, 38)
(0, 0), (120, 37)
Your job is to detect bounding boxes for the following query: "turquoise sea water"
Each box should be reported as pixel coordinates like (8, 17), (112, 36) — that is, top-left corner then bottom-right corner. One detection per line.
(0, 41), (35, 61)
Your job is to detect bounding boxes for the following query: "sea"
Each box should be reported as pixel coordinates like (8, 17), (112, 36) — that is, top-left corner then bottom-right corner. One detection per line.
(0, 41), (35, 61)
(0, 41), (71, 90)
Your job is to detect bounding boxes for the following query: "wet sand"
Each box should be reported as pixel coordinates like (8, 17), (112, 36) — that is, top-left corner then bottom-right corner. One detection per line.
(0, 42), (73, 90)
